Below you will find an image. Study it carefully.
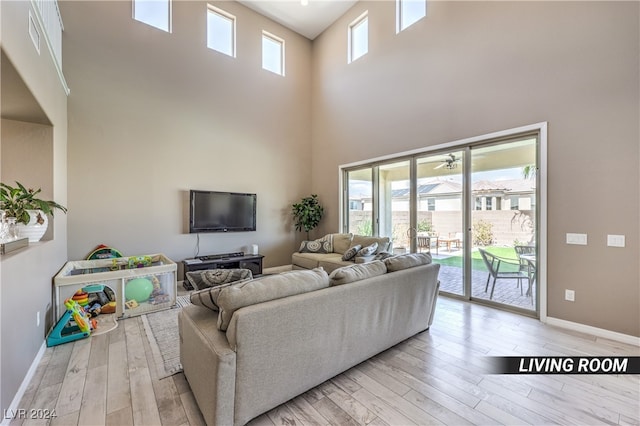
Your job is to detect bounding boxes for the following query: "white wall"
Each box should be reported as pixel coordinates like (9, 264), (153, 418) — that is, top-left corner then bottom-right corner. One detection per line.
(311, 1), (639, 336)
(61, 1), (313, 267)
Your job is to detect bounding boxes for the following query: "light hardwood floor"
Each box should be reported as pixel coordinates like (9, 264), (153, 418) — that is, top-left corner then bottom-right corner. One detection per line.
(11, 296), (640, 425)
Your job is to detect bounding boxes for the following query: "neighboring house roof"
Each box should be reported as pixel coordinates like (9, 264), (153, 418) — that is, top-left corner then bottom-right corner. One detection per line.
(365, 178), (536, 200)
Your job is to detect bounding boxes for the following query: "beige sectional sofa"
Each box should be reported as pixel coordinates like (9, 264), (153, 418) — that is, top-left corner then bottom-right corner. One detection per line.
(178, 253), (440, 426)
(291, 233), (392, 273)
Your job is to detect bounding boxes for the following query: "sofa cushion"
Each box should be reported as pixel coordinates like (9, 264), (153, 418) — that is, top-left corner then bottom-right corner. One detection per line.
(342, 245), (362, 261)
(329, 260), (387, 286)
(356, 242), (378, 257)
(384, 252), (432, 272)
(299, 240), (330, 254)
(216, 267), (330, 331)
(352, 235), (391, 254)
(317, 258), (355, 274)
(331, 233), (353, 254)
(292, 252), (343, 270)
(186, 268), (253, 290)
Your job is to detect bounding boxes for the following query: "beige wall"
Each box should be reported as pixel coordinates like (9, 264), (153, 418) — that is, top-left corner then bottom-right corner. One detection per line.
(61, 1), (312, 266)
(1, 0), (68, 412)
(311, 1), (639, 336)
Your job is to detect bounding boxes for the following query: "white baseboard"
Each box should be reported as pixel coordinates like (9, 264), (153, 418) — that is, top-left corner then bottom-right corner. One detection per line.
(545, 316), (640, 346)
(1, 342), (47, 425)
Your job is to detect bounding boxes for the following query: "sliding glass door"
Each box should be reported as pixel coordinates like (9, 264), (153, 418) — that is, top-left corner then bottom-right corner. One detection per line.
(470, 137), (537, 311)
(342, 129), (540, 316)
(415, 151), (465, 296)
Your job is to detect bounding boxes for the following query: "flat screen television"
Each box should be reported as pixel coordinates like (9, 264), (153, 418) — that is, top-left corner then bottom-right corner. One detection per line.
(189, 190), (256, 233)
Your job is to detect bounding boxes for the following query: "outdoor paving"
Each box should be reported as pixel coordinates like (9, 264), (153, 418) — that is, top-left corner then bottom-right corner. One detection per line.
(436, 263), (535, 311)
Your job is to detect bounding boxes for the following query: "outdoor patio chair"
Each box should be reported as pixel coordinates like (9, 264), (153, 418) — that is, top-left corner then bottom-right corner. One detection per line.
(417, 235), (431, 253)
(514, 245), (536, 273)
(478, 248), (530, 300)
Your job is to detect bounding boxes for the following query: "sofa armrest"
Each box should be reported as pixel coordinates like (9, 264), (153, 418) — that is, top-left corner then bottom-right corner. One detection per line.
(179, 305), (236, 426)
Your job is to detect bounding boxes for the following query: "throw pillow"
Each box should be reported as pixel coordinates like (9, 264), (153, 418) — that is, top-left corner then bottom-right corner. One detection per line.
(374, 251), (394, 261)
(185, 268), (253, 290)
(341, 245), (362, 261)
(356, 242), (378, 257)
(329, 260), (387, 286)
(318, 234), (334, 253)
(216, 267), (330, 331)
(189, 281), (247, 311)
(384, 252), (432, 272)
(331, 233), (354, 254)
(299, 239), (330, 254)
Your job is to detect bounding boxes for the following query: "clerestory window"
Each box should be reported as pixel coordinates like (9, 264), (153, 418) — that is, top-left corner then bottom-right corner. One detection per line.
(207, 5), (236, 57)
(397, 0), (426, 33)
(348, 12), (368, 63)
(262, 31), (285, 76)
(133, 0), (171, 32)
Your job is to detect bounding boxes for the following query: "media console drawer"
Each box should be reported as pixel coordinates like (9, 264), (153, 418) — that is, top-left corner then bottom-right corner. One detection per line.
(182, 254), (264, 289)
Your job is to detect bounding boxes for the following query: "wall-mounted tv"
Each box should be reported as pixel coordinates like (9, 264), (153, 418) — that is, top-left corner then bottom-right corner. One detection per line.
(189, 190), (256, 233)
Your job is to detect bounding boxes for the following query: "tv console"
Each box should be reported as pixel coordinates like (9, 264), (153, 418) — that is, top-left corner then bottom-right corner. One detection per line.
(182, 253), (264, 290)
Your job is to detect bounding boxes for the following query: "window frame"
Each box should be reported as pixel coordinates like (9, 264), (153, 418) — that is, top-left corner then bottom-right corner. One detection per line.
(206, 4), (236, 57)
(261, 31), (285, 76)
(348, 11), (368, 64)
(396, 0), (426, 33)
(133, 0), (172, 33)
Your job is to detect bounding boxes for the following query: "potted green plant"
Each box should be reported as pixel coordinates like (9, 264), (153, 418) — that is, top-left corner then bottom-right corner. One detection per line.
(0, 181), (67, 242)
(291, 194), (324, 240)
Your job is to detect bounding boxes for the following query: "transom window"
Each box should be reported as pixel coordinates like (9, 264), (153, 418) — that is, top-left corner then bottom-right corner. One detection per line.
(348, 12), (368, 63)
(397, 0), (426, 33)
(207, 5), (235, 57)
(262, 31), (285, 76)
(133, 0), (171, 32)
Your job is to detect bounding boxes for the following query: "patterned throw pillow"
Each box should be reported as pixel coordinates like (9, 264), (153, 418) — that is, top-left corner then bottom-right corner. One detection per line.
(185, 268), (253, 290)
(373, 251), (394, 261)
(342, 245), (362, 261)
(356, 242), (378, 257)
(189, 281), (241, 311)
(299, 239), (330, 254)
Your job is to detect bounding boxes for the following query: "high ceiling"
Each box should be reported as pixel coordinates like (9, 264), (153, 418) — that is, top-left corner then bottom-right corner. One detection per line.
(237, 0), (358, 40)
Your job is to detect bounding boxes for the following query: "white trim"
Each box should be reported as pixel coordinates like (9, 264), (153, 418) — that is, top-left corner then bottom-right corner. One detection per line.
(1, 342), (47, 425)
(545, 316), (640, 346)
(538, 122), (548, 322)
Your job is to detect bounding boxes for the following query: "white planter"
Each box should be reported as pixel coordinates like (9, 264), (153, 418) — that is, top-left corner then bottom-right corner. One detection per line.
(17, 210), (49, 242)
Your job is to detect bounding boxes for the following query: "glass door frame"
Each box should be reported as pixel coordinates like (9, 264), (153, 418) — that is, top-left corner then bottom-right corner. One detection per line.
(339, 122), (547, 319)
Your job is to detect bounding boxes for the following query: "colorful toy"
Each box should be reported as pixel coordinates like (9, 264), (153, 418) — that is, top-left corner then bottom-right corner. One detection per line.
(125, 277), (153, 303)
(46, 299), (94, 347)
(128, 255), (153, 269)
(86, 244), (123, 260)
(101, 301), (117, 314)
(72, 290), (89, 306)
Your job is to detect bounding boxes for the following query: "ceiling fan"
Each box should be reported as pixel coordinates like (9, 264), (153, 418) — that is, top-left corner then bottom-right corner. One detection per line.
(434, 153), (459, 170)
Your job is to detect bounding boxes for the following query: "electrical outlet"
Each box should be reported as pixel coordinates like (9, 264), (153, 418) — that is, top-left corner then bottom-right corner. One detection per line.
(37, 311), (40, 327)
(607, 234), (625, 247)
(566, 233), (587, 245)
(565, 290), (575, 302)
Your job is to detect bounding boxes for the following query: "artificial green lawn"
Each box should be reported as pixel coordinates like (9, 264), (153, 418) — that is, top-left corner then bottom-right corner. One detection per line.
(434, 246), (520, 272)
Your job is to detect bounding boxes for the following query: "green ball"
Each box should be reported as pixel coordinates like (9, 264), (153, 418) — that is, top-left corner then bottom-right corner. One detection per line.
(125, 277), (153, 303)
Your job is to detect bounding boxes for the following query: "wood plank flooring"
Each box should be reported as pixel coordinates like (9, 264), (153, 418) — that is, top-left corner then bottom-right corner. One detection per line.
(10, 296), (639, 425)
